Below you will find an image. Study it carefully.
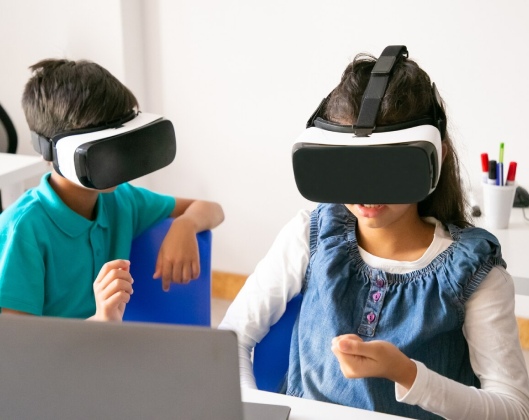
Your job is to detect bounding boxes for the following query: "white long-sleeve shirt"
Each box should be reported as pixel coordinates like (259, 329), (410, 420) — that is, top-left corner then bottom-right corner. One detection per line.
(219, 210), (529, 419)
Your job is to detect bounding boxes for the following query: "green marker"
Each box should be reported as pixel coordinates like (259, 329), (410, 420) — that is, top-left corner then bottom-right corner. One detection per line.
(499, 143), (505, 185)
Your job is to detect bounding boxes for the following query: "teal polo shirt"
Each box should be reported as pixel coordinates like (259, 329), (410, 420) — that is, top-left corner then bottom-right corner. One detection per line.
(0, 173), (175, 318)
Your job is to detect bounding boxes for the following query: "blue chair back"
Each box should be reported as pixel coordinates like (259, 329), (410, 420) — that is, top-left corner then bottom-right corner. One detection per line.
(123, 218), (212, 326)
(253, 294), (303, 392)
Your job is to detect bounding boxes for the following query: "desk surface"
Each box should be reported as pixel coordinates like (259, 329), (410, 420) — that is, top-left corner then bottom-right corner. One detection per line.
(0, 152), (48, 189)
(242, 388), (408, 420)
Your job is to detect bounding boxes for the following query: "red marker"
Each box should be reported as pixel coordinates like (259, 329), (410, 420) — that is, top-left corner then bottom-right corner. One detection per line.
(481, 153), (489, 183)
(506, 162), (517, 186)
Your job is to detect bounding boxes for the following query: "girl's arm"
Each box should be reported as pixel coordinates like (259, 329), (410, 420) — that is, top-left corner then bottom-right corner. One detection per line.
(218, 210), (311, 388)
(332, 266), (529, 419)
(395, 266), (529, 419)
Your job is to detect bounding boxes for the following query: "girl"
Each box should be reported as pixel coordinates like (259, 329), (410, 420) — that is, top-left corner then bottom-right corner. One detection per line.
(220, 51), (529, 419)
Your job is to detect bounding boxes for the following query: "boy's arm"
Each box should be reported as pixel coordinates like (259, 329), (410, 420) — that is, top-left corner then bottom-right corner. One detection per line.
(1, 308), (33, 315)
(154, 198), (224, 291)
(88, 260), (134, 322)
(0, 232), (45, 316)
(169, 198), (224, 232)
(2, 260), (134, 321)
(0, 256), (131, 320)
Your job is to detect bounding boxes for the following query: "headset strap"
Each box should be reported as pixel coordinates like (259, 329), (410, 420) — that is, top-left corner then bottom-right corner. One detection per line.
(30, 111), (137, 162)
(353, 45), (408, 137)
(30, 131), (53, 161)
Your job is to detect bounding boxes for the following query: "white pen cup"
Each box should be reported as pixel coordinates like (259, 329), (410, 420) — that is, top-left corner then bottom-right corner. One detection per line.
(482, 183), (516, 229)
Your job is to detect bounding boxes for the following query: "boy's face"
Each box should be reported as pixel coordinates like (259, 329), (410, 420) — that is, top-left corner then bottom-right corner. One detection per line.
(73, 181), (118, 193)
(51, 168), (117, 193)
(97, 185), (118, 193)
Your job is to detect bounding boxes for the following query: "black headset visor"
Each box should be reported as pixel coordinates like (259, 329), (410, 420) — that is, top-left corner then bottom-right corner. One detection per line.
(32, 113), (177, 190)
(293, 140), (437, 204)
(74, 119), (176, 189)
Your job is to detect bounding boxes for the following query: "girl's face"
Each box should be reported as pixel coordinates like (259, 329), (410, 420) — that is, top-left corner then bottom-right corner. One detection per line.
(344, 144), (447, 231)
(344, 203), (418, 230)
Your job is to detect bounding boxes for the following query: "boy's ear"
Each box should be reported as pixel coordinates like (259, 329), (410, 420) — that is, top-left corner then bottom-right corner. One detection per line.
(41, 156), (52, 166)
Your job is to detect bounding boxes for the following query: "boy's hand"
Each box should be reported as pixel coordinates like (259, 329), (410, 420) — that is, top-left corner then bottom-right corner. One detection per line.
(153, 216), (200, 291)
(91, 260), (134, 322)
(331, 334), (417, 390)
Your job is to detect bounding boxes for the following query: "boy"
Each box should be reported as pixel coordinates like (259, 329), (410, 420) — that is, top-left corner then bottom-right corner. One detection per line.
(0, 59), (224, 321)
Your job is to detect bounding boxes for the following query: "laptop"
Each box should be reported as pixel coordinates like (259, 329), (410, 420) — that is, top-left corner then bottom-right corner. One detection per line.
(0, 315), (290, 420)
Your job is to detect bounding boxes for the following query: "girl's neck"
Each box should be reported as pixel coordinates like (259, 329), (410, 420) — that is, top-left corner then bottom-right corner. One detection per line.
(48, 171), (99, 221)
(356, 207), (435, 262)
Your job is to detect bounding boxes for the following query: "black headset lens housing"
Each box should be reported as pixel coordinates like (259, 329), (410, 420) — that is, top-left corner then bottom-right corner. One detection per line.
(31, 112), (177, 190)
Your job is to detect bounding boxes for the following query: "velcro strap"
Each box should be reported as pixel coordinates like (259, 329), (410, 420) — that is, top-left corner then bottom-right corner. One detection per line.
(353, 45), (408, 136)
(30, 131), (53, 161)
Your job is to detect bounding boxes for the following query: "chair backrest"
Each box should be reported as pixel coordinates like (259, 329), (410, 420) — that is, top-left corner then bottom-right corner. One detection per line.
(253, 294), (303, 392)
(123, 218), (212, 326)
(0, 103), (17, 154)
(0, 103), (18, 213)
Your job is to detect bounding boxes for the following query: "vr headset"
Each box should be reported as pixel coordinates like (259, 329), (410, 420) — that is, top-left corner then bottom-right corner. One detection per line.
(292, 45), (446, 204)
(31, 112), (176, 190)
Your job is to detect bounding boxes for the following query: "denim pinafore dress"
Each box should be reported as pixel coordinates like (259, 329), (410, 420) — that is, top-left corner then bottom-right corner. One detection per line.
(285, 204), (506, 419)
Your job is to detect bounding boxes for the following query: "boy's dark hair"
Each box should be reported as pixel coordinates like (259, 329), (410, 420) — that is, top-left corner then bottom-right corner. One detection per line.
(325, 54), (471, 228)
(22, 59), (139, 138)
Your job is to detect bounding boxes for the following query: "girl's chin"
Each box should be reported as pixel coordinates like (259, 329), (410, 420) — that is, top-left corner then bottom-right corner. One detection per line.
(354, 204), (387, 218)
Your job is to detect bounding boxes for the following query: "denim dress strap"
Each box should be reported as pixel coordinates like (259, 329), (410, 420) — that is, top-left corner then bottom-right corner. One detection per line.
(442, 224), (506, 323)
(301, 207), (320, 294)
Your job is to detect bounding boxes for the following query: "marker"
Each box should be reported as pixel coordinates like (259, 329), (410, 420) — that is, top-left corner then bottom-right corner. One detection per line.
(481, 153), (489, 183)
(498, 143), (504, 186)
(488, 160), (497, 185)
(506, 162), (517, 186)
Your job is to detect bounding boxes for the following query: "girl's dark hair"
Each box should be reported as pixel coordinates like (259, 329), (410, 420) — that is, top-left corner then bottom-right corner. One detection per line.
(325, 54), (471, 228)
(22, 59), (139, 138)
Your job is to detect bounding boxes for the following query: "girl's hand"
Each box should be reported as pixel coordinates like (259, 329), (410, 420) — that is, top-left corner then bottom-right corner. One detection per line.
(331, 334), (417, 390)
(91, 260), (134, 322)
(153, 216), (200, 291)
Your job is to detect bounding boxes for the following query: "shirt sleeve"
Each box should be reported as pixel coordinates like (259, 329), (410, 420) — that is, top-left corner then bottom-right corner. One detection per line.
(396, 266), (529, 419)
(218, 209), (311, 387)
(0, 232), (45, 315)
(118, 183), (176, 239)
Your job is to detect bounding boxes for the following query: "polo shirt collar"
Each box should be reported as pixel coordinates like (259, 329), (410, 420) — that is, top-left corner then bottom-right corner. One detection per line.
(36, 173), (109, 237)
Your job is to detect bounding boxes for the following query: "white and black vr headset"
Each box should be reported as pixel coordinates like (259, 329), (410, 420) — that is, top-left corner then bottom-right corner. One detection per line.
(31, 112), (176, 190)
(292, 45), (446, 204)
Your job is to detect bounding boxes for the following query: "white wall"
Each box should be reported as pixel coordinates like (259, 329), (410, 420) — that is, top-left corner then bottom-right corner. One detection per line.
(0, 0), (154, 190)
(2, 1), (528, 275)
(148, 0), (529, 274)
(0, 0), (127, 156)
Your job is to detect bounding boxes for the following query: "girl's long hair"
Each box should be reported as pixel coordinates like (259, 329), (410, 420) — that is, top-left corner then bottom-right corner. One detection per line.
(325, 54), (471, 228)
